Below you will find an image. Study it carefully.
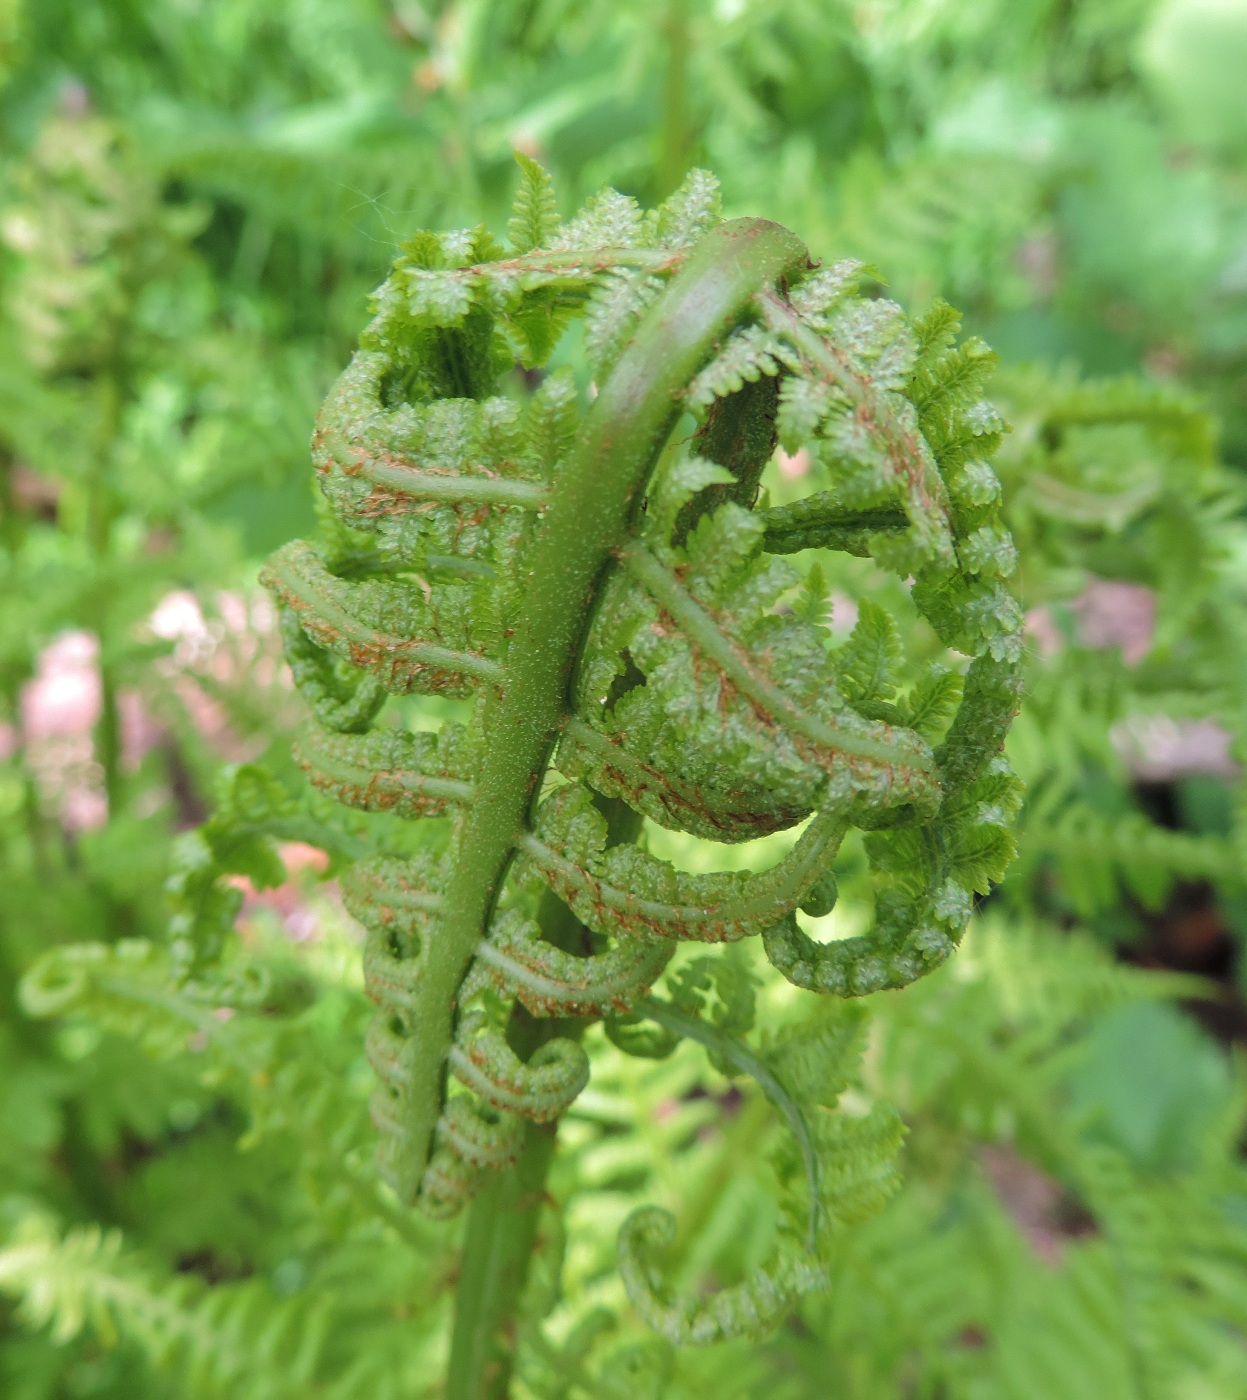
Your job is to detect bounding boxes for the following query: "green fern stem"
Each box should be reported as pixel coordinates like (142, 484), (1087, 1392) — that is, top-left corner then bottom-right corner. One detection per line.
(442, 219), (807, 1399)
(423, 217), (808, 1166)
(447, 1105), (558, 1400)
(640, 995), (824, 1250)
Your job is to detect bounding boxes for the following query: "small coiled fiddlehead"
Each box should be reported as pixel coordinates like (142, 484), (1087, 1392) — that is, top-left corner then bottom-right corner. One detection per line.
(262, 160), (1022, 1348)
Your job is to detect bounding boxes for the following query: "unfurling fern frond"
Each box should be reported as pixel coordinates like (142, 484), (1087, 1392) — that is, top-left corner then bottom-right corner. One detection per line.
(26, 163), (1021, 1356)
(255, 162), (1020, 1334)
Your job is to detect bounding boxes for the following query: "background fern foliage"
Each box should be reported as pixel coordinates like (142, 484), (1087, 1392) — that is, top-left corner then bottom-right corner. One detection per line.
(1, 2), (1247, 1399)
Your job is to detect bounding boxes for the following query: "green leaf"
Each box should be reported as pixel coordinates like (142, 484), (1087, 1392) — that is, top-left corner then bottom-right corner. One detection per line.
(836, 600), (902, 705)
(585, 269), (663, 380)
(554, 188), (643, 251)
(777, 374), (841, 452)
(947, 820), (1017, 894)
(684, 325), (786, 409)
(910, 297), (961, 362)
(829, 299), (917, 391)
(903, 667), (964, 741)
(793, 559), (831, 627)
(959, 523), (1018, 578)
(669, 949), (759, 1058)
(508, 152), (558, 254)
(648, 455), (735, 545)
(202, 765), (291, 890)
(526, 368), (579, 476)
(789, 261), (869, 329)
(764, 1003), (867, 1110)
(649, 168), (722, 249)
(400, 268), (474, 327)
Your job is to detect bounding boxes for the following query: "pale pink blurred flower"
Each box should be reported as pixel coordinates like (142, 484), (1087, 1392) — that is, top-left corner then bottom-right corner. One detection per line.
(283, 905), (320, 943)
(1025, 580), (1156, 666)
(0, 723), (18, 762)
(149, 590), (213, 666)
(229, 842), (336, 944)
(20, 630), (106, 830)
(777, 447), (810, 481)
(13, 587), (298, 835)
(60, 786), (108, 832)
(1111, 715), (1239, 782)
(229, 875), (336, 944)
(217, 591), (249, 635)
(1072, 580), (1155, 665)
(170, 681), (247, 760)
(21, 631), (100, 739)
(278, 841), (329, 875)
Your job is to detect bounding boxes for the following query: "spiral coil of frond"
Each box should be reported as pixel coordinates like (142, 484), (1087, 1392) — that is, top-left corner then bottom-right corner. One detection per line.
(261, 160), (1022, 1324)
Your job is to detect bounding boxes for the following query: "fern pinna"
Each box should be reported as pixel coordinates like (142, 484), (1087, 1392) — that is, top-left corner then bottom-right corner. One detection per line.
(256, 161), (1021, 1382)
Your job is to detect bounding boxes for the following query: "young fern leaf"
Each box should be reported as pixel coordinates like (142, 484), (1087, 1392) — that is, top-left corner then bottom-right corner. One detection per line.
(508, 152), (559, 254)
(20, 163), (1018, 1357)
(616, 995), (903, 1341)
(618, 1207), (829, 1345)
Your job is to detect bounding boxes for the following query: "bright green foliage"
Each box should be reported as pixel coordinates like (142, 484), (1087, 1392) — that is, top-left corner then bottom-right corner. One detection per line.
(993, 370), (1247, 951)
(167, 762), (363, 972)
(13, 0), (1245, 452)
(508, 155), (559, 255)
(8, 916), (1247, 1399)
(5, 924), (459, 1399)
(0, 57), (379, 1400)
(2, 5), (1247, 1400)
(797, 917), (1247, 1400)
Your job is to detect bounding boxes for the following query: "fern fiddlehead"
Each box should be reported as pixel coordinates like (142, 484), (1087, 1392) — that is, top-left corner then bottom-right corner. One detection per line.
(261, 161), (1022, 1387)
